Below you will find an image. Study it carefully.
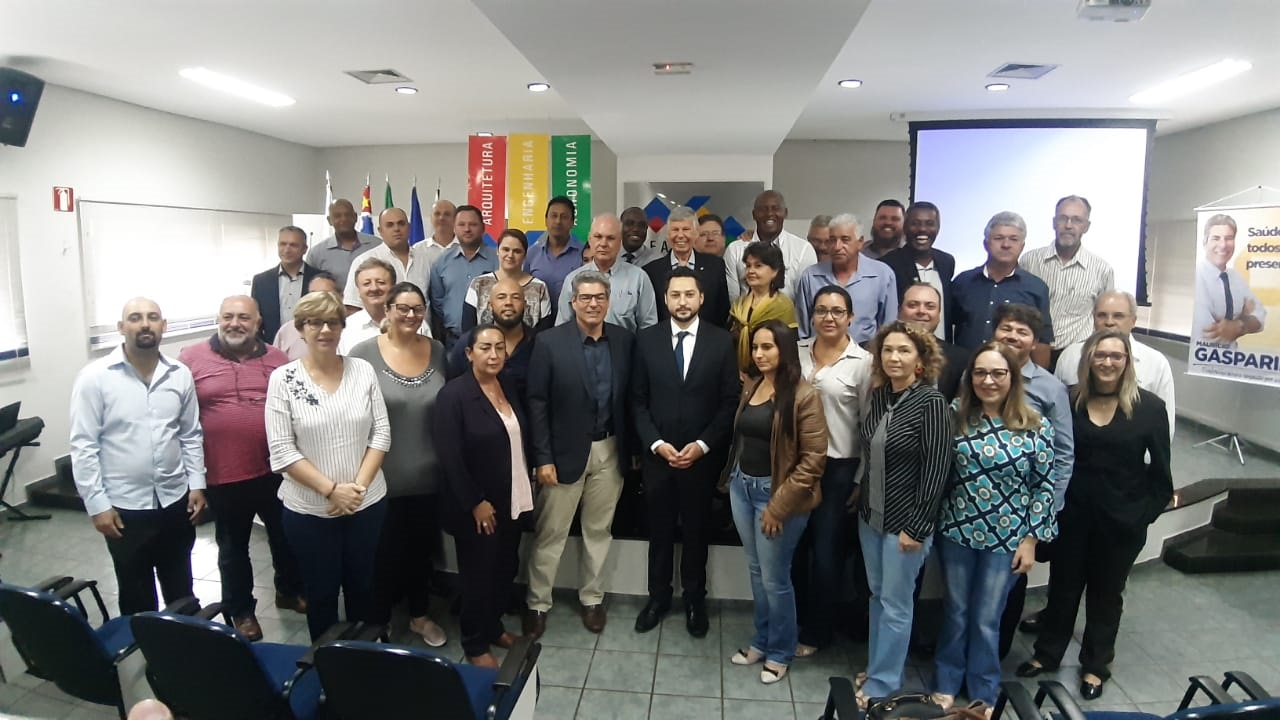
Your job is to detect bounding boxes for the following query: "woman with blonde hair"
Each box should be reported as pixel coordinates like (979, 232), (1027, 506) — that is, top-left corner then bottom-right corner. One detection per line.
(931, 341), (1056, 711)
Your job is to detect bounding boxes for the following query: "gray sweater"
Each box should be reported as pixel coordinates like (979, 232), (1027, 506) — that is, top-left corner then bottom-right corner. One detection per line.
(348, 336), (447, 497)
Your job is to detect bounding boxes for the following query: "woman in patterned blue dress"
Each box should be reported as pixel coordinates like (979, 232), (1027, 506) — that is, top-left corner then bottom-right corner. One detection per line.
(931, 341), (1056, 710)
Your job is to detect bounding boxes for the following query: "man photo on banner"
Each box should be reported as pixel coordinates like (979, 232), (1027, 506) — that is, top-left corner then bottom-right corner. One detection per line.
(1194, 213), (1266, 348)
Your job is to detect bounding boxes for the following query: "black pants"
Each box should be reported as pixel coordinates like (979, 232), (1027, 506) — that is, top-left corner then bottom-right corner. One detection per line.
(106, 495), (196, 615)
(1032, 502), (1147, 680)
(793, 457), (860, 648)
(454, 515), (522, 657)
(206, 474), (303, 619)
(282, 500), (387, 640)
(644, 465), (714, 604)
(371, 494), (440, 624)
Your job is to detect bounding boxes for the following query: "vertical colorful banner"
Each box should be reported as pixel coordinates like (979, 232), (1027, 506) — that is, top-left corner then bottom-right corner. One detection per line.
(1188, 204), (1280, 387)
(552, 135), (592, 241)
(506, 133), (550, 232)
(467, 135), (508, 244)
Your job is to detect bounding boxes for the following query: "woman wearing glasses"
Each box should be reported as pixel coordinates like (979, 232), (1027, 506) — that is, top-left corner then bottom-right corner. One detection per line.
(266, 291), (391, 640)
(348, 282), (450, 646)
(931, 342), (1055, 711)
(462, 228), (552, 332)
(1018, 330), (1172, 701)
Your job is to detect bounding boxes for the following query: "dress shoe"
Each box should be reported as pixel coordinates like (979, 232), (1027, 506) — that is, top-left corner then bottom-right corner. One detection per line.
(1019, 612), (1045, 634)
(634, 599), (669, 633)
(523, 610), (548, 640)
(685, 602), (709, 638)
(582, 603), (607, 633)
(275, 593), (308, 615)
(234, 614), (264, 642)
(1015, 661), (1048, 678)
(1080, 679), (1104, 700)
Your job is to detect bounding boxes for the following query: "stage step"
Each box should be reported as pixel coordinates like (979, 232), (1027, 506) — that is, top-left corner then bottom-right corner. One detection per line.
(1213, 489), (1280, 535)
(26, 455), (85, 512)
(1164, 487), (1280, 574)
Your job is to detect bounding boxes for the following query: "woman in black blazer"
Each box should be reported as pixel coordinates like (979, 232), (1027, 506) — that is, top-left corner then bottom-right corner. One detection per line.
(433, 324), (535, 668)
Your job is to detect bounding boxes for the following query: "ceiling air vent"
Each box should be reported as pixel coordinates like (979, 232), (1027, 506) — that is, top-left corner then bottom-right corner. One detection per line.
(345, 68), (414, 85)
(988, 63), (1059, 80)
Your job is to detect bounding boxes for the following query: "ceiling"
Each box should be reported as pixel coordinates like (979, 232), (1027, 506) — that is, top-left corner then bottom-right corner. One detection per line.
(5, 0), (1280, 152)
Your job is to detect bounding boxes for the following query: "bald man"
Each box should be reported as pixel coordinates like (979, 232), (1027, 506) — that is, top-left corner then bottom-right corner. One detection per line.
(556, 213), (658, 332)
(724, 190), (818, 302)
(421, 199), (460, 266)
(70, 298), (207, 615)
(128, 700), (174, 720)
(179, 296), (305, 641)
(304, 199), (380, 292)
(343, 207), (434, 309)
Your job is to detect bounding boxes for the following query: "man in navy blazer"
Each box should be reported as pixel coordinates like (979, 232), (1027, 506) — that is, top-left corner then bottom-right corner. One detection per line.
(250, 226), (321, 342)
(881, 202), (955, 342)
(524, 269), (635, 639)
(642, 206), (731, 328)
(631, 267), (739, 637)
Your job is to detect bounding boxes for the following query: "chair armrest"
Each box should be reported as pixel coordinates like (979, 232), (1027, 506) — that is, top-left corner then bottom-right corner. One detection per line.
(54, 578), (111, 625)
(296, 622), (356, 669)
(34, 576), (73, 593)
(349, 621), (386, 643)
(1178, 676), (1235, 710)
(1034, 681), (1088, 720)
(162, 596), (203, 616)
(493, 637), (539, 690)
(995, 681), (1040, 720)
(1222, 671), (1269, 700)
(823, 676), (859, 720)
(53, 578), (96, 601)
(195, 602), (226, 623)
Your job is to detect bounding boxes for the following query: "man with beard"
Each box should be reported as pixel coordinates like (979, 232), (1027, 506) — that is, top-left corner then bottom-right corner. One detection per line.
(70, 298), (207, 615)
(251, 226), (321, 343)
(724, 190), (818, 302)
(621, 206), (660, 267)
(429, 205), (498, 348)
(304, 199), (379, 292)
(447, 277), (537, 395)
(882, 202), (955, 341)
(421, 199), (459, 267)
(794, 213), (897, 344)
(343, 207), (433, 312)
(642, 206), (731, 328)
(861, 199), (906, 260)
(178, 296), (305, 640)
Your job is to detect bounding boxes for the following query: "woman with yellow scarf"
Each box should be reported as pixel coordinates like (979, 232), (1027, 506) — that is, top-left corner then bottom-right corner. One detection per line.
(729, 243), (799, 373)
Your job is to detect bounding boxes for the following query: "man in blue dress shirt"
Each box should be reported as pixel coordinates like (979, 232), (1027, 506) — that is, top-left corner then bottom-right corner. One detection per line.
(429, 204), (498, 349)
(69, 298), (207, 614)
(793, 213), (898, 343)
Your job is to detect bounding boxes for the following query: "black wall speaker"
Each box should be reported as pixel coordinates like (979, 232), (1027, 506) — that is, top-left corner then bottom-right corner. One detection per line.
(0, 68), (45, 148)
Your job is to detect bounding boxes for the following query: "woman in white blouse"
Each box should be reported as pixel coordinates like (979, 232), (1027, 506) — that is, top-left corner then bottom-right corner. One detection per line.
(266, 291), (391, 640)
(461, 229), (552, 332)
(794, 285), (874, 657)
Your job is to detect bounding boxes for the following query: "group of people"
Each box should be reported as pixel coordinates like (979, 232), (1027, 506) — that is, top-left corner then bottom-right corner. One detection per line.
(67, 189), (1176, 706)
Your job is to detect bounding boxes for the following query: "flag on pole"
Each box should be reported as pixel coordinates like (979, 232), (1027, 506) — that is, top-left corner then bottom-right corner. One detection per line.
(324, 171), (334, 214)
(409, 179), (426, 246)
(435, 178), (441, 203)
(359, 176), (374, 235)
(384, 174), (394, 211)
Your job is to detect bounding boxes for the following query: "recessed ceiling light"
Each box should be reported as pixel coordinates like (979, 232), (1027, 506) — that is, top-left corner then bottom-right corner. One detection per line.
(527, 82), (551, 93)
(475, 131), (494, 137)
(1129, 58), (1252, 105)
(394, 86), (418, 95)
(985, 82), (1011, 92)
(837, 79), (863, 89)
(179, 67), (295, 107)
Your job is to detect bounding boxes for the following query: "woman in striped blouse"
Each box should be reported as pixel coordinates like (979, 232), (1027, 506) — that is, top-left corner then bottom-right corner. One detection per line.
(266, 291), (391, 640)
(932, 342), (1056, 711)
(856, 321), (952, 706)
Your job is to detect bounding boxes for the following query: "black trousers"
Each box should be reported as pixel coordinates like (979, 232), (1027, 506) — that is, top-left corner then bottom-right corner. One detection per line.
(1032, 502), (1147, 680)
(106, 495), (196, 615)
(371, 494), (441, 624)
(206, 474), (303, 619)
(793, 457), (861, 648)
(644, 464), (714, 604)
(454, 515), (522, 657)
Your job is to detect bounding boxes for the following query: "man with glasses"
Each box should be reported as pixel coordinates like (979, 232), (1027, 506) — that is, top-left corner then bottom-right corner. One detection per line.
(696, 214), (727, 257)
(178, 296), (305, 640)
(1019, 196), (1114, 370)
(794, 212), (898, 343)
(557, 213), (658, 332)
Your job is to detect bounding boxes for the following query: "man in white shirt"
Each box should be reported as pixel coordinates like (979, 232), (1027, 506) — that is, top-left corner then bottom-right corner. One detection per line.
(419, 199), (459, 267)
(1193, 213), (1266, 348)
(724, 190), (818, 302)
(343, 207), (432, 310)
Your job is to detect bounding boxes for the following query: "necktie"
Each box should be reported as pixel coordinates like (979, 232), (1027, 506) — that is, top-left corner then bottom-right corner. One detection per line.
(1220, 272), (1234, 319)
(624, 252), (636, 263)
(675, 331), (690, 380)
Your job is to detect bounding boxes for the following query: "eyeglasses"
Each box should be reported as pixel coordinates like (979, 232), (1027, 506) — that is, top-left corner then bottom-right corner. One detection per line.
(575, 293), (609, 305)
(813, 308), (849, 319)
(1054, 215), (1089, 226)
(303, 318), (342, 330)
(972, 369), (1011, 381)
(392, 304), (427, 316)
(1091, 351), (1128, 363)
(699, 229), (723, 238)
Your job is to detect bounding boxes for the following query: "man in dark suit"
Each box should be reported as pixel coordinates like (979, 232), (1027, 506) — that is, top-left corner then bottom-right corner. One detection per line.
(250, 226), (320, 342)
(525, 269), (635, 639)
(899, 282), (968, 401)
(642, 206), (731, 328)
(881, 202), (955, 342)
(631, 267), (739, 637)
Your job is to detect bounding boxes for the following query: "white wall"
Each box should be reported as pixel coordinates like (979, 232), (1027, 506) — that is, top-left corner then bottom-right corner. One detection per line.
(0, 86), (318, 502)
(773, 139), (911, 222)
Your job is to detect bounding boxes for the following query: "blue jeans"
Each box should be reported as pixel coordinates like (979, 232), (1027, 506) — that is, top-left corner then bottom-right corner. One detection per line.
(933, 537), (1019, 705)
(794, 457), (859, 648)
(859, 518), (932, 697)
(729, 467), (810, 666)
(282, 499), (387, 640)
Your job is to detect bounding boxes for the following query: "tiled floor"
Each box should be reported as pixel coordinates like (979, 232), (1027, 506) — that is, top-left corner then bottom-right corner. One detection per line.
(0, 422), (1277, 718)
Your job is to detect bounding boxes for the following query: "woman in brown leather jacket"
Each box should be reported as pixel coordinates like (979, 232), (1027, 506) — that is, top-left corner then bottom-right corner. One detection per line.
(722, 319), (828, 685)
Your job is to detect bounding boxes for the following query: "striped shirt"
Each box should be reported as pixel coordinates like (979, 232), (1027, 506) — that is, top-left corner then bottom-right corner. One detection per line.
(1019, 245), (1114, 348)
(858, 381), (952, 540)
(266, 357), (391, 517)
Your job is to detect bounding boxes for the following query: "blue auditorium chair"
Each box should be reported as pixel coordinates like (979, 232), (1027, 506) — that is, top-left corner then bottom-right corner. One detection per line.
(998, 674), (1280, 720)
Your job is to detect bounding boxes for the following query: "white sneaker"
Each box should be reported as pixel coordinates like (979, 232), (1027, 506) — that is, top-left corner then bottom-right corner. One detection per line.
(410, 616), (448, 647)
(930, 693), (956, 711)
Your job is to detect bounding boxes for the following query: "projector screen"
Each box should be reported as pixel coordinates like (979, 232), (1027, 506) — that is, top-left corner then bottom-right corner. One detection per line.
(910, 120), (1155, 302)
